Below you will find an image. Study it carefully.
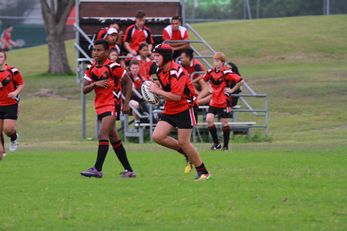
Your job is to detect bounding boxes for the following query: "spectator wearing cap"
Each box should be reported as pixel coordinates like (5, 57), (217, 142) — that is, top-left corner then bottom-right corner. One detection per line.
(123, 11), (154, 57)
(105, 28), (121, 54)
(162, 16), (190, 60)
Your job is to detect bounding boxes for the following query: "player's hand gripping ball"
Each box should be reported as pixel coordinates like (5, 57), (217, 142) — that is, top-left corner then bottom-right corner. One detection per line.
(141, 81), (159, 105)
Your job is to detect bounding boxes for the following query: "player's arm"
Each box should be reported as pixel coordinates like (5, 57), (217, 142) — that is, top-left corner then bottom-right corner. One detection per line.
(149, 83), (181, 102)
(228, 79), (244, 94)
(121, 73), (132, 113)
(197, 78), (210, 100)
(8, 71), (25, 99)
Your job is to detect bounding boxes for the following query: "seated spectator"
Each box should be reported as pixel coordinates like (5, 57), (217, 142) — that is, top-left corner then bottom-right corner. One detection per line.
(180, 48), (209, 101)
(123, 11), (154, 57)
(225, 62), (242, 107)
(134, 43), (153, 80)
(108, 47), (126, 71)
(162, 16), (190, 60)
(128, 60), (148, 127)
(105, 28), (121, 55)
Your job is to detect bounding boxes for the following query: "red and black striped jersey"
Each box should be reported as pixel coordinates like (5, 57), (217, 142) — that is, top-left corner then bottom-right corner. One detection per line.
(84, 59), (126, 114)
(203, 66), (242, 108)
(0, 64), (24, 106)
(157, 61), (197, 115)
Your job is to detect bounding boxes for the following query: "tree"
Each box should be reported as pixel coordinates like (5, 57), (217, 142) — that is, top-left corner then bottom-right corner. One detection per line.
(40, 0), (74, 74)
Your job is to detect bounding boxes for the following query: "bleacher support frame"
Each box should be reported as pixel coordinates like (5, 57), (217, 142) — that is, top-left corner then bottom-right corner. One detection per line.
(74, 0), (269, 141)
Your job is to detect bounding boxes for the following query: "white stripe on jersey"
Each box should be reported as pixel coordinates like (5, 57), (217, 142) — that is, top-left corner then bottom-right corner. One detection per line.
(84, 74), (92, 81)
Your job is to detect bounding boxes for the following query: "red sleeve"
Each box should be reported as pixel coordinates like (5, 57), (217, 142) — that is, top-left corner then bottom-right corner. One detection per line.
(112, 66), (126, 80)
(123, 26), (132, 43)
(203, 71), (211, 81)
(225, 73), (242, 83)
(84, 66), (93, 82)
(13, 71), (24, 85)
(183, 30), (189, 40)
(162, 29), (170, 41)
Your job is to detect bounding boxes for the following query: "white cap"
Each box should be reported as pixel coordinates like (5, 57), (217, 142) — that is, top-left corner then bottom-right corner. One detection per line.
(107, 28), (118, 35)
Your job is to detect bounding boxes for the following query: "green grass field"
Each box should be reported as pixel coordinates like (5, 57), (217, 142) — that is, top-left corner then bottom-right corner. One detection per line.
(1, 15), (347, 230)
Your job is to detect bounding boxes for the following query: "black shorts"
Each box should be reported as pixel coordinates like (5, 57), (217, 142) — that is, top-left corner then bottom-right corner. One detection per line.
(160, 107), (198, 129)
(207, 106), (231, 118)
(97, 111), (115, 121)
(0, 104), (18, 120)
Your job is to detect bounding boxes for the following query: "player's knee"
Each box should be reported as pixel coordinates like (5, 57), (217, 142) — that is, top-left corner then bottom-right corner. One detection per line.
(152, 132), (162, 144)
(178, 139), (190, 147)
(3, 127), (15, 136)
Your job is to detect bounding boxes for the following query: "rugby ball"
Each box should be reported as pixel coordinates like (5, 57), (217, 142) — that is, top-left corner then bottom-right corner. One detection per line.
(141, 81), (159, 105)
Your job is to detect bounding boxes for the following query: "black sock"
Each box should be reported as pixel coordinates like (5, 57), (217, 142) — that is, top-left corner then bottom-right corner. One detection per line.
(112, 140), (133, 172)
(208, 125), (219, 144)
(195, 163), (209, 175)
(94, 140), (109, 172)
(178, 148), (189, 161)
(222, 126), (230, 147)
(10, 133), (17, 142)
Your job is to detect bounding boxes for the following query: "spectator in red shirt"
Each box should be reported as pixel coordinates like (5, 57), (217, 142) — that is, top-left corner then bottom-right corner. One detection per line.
(149, 44), (210, 180)
(123, 11), (154, 57)
(203, 52), (244, 151)
(180, 48), (209, 100)
(162, 16), (190, 60)
(128, 60), (148, 127)
(0, 49), (25, 160)
(134, 43), (153, 81)
(1, 25), (17, 51)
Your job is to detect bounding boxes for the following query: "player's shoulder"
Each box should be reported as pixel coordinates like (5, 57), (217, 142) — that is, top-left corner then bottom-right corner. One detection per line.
(223, 68), (233, 75)
(106, 60), (122, 70)
(207, 68), (214, 74)
(169, 63), (187, 79)
(143, 25), (152, 32)
(6, 65), (19, 74)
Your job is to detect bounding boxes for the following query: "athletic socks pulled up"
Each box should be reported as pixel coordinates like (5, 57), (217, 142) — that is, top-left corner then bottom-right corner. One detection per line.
(208, 125), (219, 144)
(94, 139), (109, 172)
(195, 163), (209, 175)
(111, 140), (133, 172)
(222, 126), (231, 148)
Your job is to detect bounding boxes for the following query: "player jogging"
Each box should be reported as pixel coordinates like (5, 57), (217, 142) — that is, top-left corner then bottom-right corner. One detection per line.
(203, 52), (244, 151)
(80, 40), (136, 178)
(0, 49), (24, 160)
(149, 44), (210, 180)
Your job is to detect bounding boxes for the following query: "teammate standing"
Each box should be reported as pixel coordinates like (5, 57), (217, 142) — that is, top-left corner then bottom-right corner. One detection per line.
(80, 40), (136, 178)
(0, 49), (24, 160)
(203, 52), (244, 151)
(149, 44), (210, 180)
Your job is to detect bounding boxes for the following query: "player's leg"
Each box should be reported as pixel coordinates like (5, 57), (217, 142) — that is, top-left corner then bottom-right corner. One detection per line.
(152, 120), (190, 162)
(206, 110), (221, 150)
(129, 100), (140, 127)
(1, 132), (5, 155)
(177, 128), (210, 180)
(221, 115), (231, 151)
(0, 120), (5, 160)
(109, 126), (136, 177)
(81, 113), (115, 178)
(3, 119), (18, 152)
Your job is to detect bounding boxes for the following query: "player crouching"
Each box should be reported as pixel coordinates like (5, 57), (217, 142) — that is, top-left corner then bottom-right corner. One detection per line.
(149, 44), (210, 180)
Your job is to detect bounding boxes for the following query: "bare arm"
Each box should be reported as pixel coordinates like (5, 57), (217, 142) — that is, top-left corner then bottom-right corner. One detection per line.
(121, 73), (133, 113)
(83, 79), (95, 94)
(228, 80), (245, 94)
(197, 79), (210, 100)
(124, 42), (137, 56)
(7, 83), (25, 99)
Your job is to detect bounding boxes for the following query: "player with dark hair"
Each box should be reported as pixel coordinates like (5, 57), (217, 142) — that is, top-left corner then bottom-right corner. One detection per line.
(180, 47), (209, 100)
(123, 11), (154, 56)
(162, 16), (190, 60)
(149, 44), (210, 180)
(0, 49), (24, 160)
(80, 40), (136, 178)
(0, 25), (17, 51)
(203, 52), (244, 151)
(225, 62), (242, 107)
(134, 43), (152, 80)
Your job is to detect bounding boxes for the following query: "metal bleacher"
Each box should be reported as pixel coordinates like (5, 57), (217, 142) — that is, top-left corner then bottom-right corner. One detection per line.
(74, 0), (269, 143)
